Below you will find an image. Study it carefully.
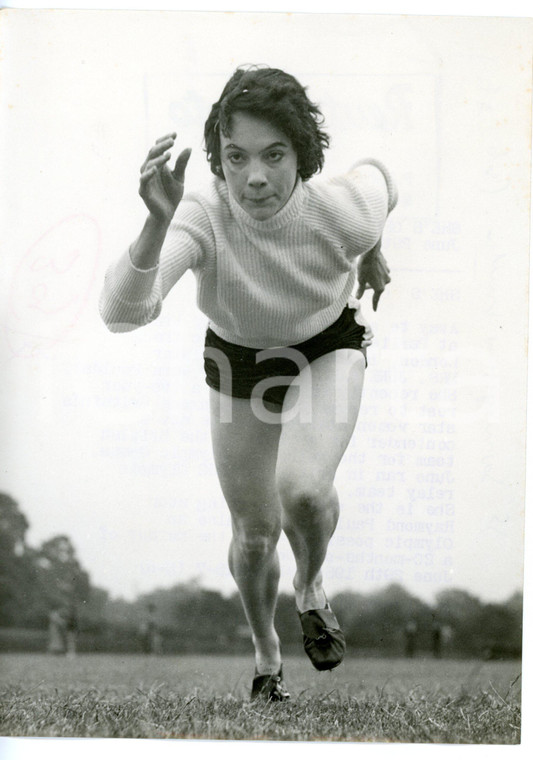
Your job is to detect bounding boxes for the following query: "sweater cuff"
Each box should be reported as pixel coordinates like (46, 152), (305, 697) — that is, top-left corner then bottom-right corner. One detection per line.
(108, 247), (160, 304)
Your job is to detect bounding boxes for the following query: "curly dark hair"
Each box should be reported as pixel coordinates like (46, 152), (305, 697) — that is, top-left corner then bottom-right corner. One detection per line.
(204, 66), (330, 182)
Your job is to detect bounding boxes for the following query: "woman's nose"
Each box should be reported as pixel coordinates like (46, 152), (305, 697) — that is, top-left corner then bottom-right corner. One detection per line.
(247, 160), (267, 187)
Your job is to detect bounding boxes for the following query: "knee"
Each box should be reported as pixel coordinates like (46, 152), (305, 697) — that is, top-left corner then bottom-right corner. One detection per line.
(277, 471), (331, 523)
(232, 520), (280, 563)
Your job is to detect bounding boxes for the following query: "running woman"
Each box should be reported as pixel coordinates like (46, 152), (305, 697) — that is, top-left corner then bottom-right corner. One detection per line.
(100, 66), (398, 701)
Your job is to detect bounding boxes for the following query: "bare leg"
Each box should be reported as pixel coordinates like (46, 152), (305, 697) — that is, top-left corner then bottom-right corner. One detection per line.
(210, 390), (283, 674)
(276, 349), (365, 612)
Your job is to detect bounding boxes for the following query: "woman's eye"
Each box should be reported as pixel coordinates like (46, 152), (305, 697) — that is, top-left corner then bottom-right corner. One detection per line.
(267, 152), (283, 162)
(228, 153), (245, 164)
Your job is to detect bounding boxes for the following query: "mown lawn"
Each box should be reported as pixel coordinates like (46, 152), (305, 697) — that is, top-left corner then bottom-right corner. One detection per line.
(0, 653), (521, 743)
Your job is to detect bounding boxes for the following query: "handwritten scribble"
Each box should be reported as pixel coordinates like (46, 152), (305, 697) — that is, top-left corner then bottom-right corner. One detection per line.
(6, 215), (101, 357)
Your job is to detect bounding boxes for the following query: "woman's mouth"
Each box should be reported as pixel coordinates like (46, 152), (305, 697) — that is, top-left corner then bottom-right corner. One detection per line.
(246, 196), (273, 204)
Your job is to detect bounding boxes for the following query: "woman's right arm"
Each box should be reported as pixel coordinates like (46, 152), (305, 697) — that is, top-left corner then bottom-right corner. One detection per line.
(131, 133), (191, 270)
(99, 135), (192, 332)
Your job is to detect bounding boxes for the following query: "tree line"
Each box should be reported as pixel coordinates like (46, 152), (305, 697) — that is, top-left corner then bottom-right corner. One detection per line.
(0, 492), (522, 658)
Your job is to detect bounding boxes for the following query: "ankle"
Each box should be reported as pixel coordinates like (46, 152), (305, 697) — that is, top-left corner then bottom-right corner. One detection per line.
(253, 632), (281, 675)
(294, 581), (327, 613)
(254, 657), (282, 676)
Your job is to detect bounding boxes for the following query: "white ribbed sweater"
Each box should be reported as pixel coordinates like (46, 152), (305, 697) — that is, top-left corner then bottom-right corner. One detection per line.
(99, 159), (398, 347)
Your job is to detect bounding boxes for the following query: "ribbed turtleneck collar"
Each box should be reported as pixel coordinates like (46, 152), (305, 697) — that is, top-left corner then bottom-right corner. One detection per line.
(221, 177), (305, 231)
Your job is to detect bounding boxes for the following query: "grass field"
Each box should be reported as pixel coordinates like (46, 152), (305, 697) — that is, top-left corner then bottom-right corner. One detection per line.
(0, 653), (521, 743)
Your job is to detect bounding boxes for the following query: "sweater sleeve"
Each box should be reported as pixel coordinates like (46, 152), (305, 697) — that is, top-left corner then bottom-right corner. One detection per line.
(99, 196), (213, 333)
(317, 159), (398, 263)
(349, 158), (398, 215)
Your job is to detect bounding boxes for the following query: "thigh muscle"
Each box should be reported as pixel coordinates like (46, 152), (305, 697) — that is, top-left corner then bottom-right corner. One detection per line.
(276, 349), (365, 490)
(209, 390), (282, 523)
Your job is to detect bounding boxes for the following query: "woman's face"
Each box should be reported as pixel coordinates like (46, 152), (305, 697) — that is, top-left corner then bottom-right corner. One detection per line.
(219, 111), (298, 221)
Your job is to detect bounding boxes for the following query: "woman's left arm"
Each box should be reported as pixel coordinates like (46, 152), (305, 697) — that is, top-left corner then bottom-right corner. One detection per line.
(348, 159), (398, 311)
(355, 237), (391, 311)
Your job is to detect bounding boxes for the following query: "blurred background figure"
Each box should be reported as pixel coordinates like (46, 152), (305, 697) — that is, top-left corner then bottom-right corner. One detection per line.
(431, 616), (442, 659)
(404, 620), (418, 658)
(64, 602), (79, 658)
(47, 608), (66, 655)
(139, 602), (162, 654)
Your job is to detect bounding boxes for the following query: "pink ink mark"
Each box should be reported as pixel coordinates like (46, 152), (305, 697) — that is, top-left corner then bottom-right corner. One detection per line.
(6, 215), (102, 358)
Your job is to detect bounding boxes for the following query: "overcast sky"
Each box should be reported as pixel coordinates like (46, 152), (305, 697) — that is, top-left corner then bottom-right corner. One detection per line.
(1, 9), (531, 609)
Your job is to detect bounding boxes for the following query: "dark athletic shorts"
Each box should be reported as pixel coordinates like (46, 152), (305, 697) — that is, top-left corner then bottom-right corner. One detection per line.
(203, 305), (367, 408)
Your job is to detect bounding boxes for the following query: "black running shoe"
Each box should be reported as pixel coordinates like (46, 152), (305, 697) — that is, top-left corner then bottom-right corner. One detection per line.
(298, 603), (346, 671)
(251, 667), (290, 702)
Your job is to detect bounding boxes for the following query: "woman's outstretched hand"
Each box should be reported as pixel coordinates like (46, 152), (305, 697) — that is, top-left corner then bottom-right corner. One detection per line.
(139, 133), (191, 223)
(355, 238), (391, 311)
